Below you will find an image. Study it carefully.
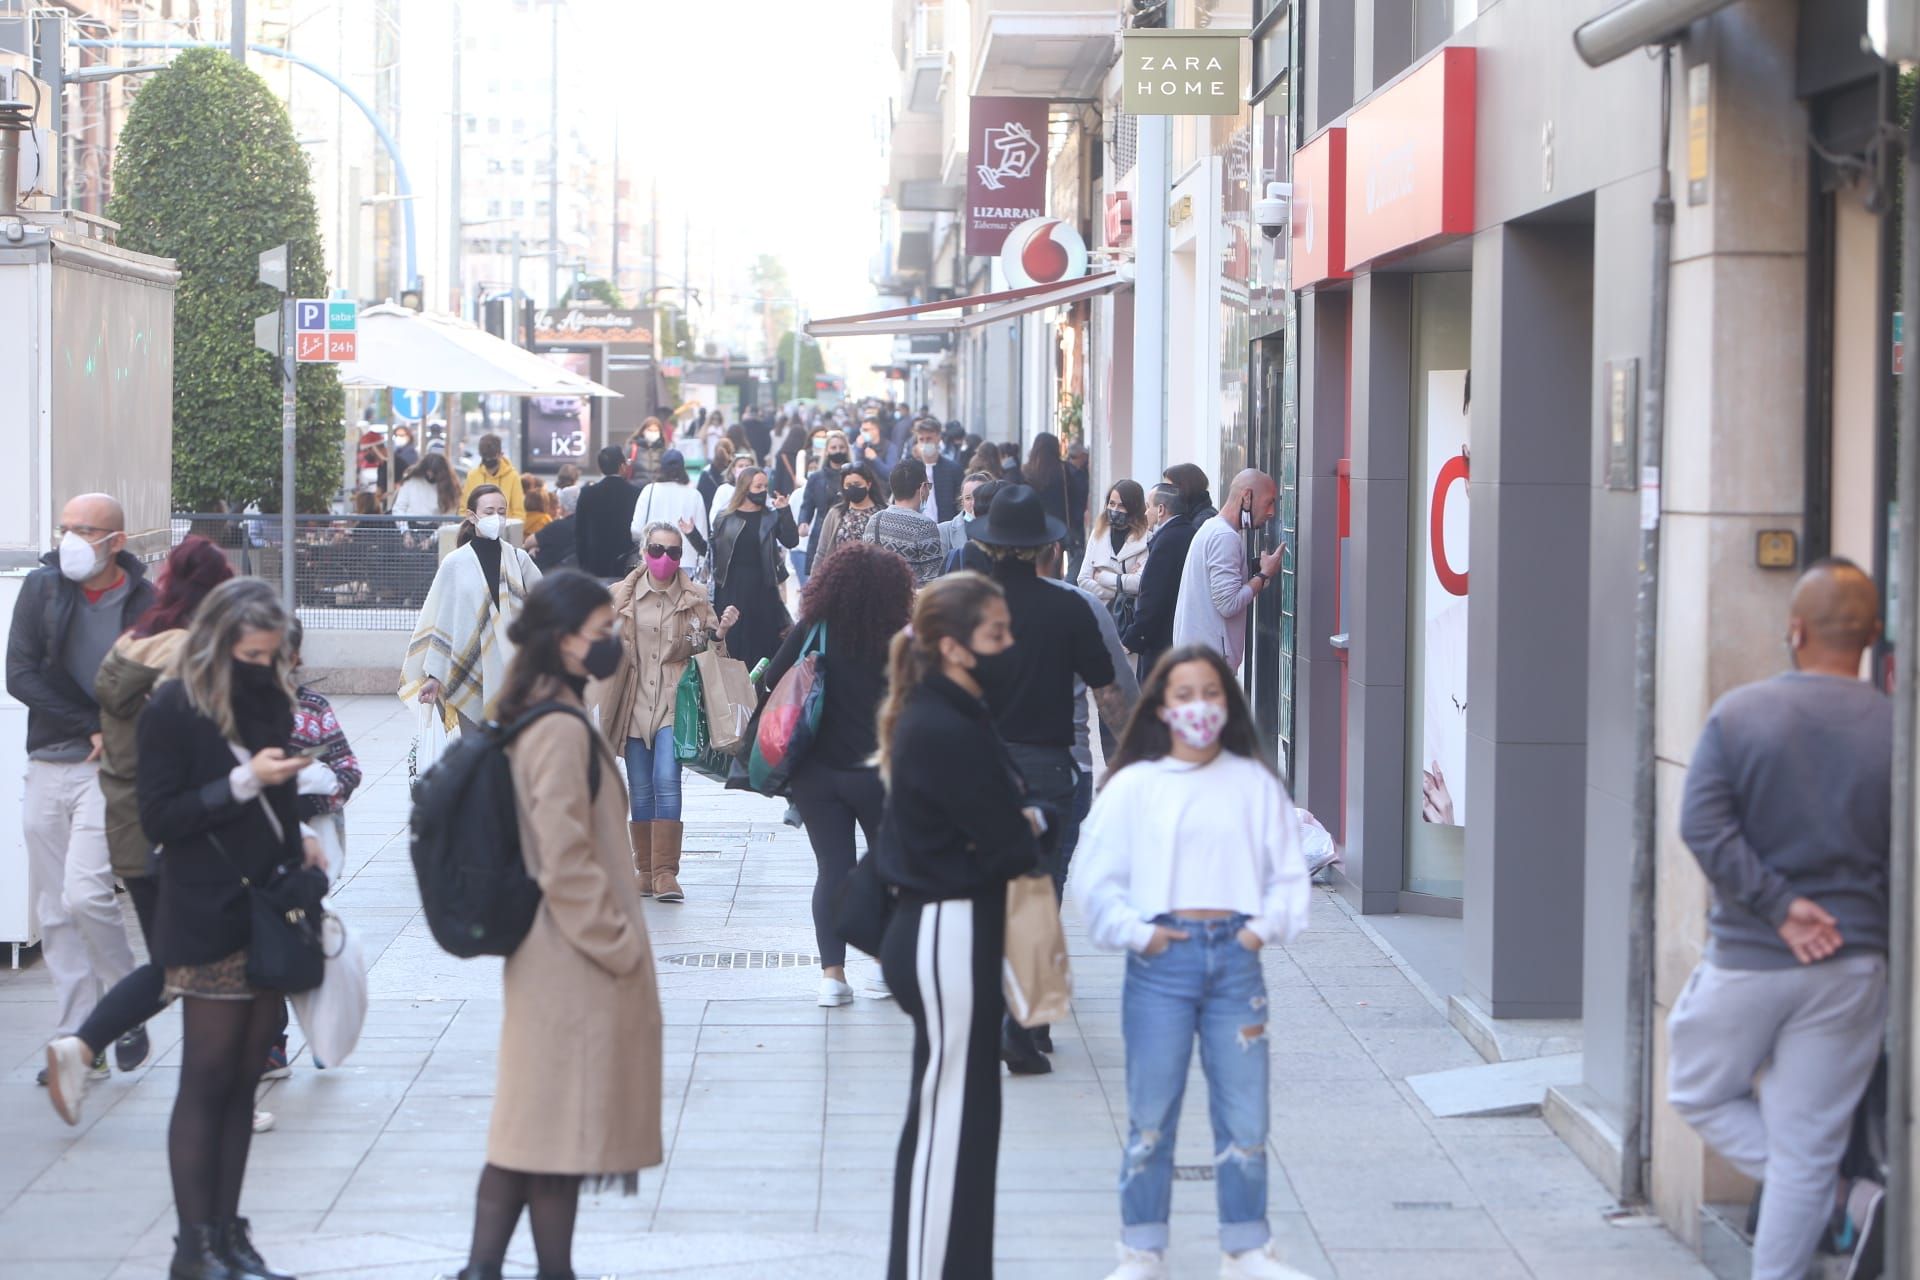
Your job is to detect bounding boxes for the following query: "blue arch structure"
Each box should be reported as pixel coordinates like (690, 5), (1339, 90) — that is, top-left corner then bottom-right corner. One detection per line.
(72, 38), (421, 290)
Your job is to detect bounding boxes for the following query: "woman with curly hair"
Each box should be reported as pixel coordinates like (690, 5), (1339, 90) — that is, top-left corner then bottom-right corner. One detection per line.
(760, 540), (914, 1007)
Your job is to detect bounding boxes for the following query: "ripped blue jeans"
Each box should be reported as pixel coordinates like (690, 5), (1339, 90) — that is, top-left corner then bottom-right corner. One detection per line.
(1119, 914), (1270, 1254)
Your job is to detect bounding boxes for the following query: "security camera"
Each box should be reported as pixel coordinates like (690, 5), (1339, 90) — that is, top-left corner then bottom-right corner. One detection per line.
(1253, 182), (1292, 239)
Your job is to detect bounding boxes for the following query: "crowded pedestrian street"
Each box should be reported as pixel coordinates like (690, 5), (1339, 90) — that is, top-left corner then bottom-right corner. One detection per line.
(0, 695), (1715, 1280)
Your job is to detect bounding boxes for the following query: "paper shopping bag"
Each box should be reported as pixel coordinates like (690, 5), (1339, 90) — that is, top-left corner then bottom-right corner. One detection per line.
(1002, 873), (1072, 1028)
(694, 646), (756, 754)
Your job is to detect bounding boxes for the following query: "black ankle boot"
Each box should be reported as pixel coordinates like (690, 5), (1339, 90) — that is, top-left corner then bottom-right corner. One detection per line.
(455, 1267), (504, 1280)
(169, 1225), (237, 1280)
(218, 1218), (294, 1280)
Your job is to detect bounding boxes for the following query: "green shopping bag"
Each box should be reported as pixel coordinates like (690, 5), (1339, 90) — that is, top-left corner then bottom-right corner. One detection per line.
(672, 663), (736, 784)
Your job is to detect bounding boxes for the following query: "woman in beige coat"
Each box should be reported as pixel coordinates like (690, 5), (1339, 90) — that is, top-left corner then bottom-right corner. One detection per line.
(457, 570), (663, 1280)
(588, 520), (736, 902)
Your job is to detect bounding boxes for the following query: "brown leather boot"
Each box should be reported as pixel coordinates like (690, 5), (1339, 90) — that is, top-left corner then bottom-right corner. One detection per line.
(629, 821), (653, 896)
(651, 819), (685, 902)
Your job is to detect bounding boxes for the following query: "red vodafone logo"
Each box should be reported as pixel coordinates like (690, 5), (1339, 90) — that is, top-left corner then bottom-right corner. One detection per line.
(1001, 217), (1089, 288)
(1430, 452), (1469, 596)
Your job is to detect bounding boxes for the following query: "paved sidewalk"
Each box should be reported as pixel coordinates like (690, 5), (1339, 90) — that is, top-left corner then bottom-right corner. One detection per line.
(0, 696), (1712, 1279)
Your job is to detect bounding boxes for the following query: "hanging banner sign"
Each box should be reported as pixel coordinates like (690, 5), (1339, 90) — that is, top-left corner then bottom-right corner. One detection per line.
(1420, 369), (1470, 829)
(966, 96), (1050, 257)
(1122, 29), (1247, 116)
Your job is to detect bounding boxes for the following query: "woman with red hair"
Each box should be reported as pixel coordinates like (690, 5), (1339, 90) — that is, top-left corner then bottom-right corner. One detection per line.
(43, 536), (234, 1123)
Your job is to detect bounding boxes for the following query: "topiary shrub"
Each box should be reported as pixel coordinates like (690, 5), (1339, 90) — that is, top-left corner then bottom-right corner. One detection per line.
(109, 47), (343, 513)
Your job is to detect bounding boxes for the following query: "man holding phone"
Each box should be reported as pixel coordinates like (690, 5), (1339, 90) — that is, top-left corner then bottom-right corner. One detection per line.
(1171, 469), (1283, 671)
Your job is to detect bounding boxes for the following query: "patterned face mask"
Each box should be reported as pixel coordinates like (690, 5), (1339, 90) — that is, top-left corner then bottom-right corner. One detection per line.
(1160, 697), (1227, 750)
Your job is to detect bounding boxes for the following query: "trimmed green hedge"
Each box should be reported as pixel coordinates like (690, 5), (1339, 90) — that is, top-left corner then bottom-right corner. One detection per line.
(109, 48), (343, 513)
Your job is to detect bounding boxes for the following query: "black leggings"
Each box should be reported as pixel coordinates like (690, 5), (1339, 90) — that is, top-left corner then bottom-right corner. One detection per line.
(466, 1164), (582, 1277)
(169, 992), (286, 1232)
(78, 876), (164, 1056)
(790, 764), (885, 969)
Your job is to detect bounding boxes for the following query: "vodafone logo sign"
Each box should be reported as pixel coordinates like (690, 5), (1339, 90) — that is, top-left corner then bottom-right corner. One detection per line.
(1000, 218), (1089, 289)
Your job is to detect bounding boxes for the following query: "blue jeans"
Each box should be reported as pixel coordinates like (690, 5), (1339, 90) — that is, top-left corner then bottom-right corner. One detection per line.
(624, 726), (682, 821)
(1119, 914), (1271, 1254)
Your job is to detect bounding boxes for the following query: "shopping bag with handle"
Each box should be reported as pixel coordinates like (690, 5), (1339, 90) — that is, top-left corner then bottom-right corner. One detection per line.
(747, 622), (827, 796)
(1003, 873), (1072, 1028)
(672, 664), (737, 784)
(693, 646), (755, 754)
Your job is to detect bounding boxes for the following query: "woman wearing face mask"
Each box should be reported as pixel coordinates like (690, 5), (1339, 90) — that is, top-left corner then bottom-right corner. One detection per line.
(938, 471), (997, 569)
(706, 451), (758, 527)
(630, 449), (709, 576)
(809, 461), (881, 571)
(399, 485), (544, 735)
(796, 430), (852, 580)
(588, 523), (736, 902)
(708, 467), (798, 670)
(875, 573), (1042, 1280)
(1071, 646), (1313, 1280)
(625, 417), (669, 486)
(135, 578), (327, 1280)
(1077, 480), (1152, 610)
(455, 571), (664, 1280)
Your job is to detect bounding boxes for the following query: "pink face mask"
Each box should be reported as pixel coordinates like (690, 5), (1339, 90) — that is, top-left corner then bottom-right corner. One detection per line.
(645, 550), (679, 582)
(1160, 698), (1228, 750)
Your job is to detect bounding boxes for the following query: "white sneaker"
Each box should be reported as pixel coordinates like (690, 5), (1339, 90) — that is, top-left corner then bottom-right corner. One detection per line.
(1102, 1244), (1169, 1280)
(866, 974), (893, 1000)
(817, 977), (855, 1007)
(1220, 1242), (1312, 1280)
(44, 1036), (92, 1126)
(251, 1109), (276, 1134)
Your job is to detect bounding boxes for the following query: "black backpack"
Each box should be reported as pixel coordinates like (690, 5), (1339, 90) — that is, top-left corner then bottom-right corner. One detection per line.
(409, 702), (601, 958)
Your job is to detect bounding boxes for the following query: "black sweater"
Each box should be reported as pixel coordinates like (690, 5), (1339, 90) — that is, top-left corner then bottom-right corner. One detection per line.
(137, 680), (303, 966)
(575, 475), (641, 577)
(876, 674), (1040, 900)
(763, 622), (888, 771)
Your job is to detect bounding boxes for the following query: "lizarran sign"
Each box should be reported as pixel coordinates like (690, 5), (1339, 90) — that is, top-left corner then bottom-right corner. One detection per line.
(966, 96), (1051, 257)
(1121, 29), (1247, 117)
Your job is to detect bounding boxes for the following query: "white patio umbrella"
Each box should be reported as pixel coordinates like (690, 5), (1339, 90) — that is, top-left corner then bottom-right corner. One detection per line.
(335, 303), (620, 396)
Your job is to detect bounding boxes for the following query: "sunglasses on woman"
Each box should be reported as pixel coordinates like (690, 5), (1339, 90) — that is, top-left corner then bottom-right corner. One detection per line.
(645, 543), (679, 559)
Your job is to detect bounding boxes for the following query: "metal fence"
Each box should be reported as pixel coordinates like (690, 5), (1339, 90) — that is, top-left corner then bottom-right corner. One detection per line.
(171, 514), (465, 630)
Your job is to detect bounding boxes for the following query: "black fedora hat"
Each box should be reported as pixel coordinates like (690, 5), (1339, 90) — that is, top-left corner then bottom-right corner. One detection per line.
(974, 483), (1067, 549)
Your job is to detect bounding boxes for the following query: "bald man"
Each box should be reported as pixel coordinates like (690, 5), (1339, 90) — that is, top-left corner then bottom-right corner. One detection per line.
(6, 494), (153, 1070)
(1668, 558), (1891, 1279)
(1170, 468), (1285, 671)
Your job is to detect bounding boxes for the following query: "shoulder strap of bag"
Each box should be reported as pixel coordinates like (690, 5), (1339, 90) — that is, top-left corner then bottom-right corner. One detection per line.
(499, 701), (602, 800)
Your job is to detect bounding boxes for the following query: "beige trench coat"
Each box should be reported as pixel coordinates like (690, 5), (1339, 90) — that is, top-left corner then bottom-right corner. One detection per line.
(586, 568), (718, 744)
(488, 680), (663, 1177)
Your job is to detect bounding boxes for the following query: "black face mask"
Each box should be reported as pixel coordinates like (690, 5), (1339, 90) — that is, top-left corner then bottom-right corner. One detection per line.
(828, 450), (849, 465)
(969, 644), (1017, 690)
(582, 634), (622, 680)
(842, 484), (869, 504)
(740, 490), (765, 507)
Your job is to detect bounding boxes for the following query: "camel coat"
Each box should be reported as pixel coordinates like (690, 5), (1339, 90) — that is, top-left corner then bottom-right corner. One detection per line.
(586, 569), (719, 744)
(488, 679), (663, 1177)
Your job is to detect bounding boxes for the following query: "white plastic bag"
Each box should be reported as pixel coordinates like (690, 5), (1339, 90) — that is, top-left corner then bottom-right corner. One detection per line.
(289, 912), (368, 1067)
(408, 701), (457, 796)
(1297, 807), (1343, 881)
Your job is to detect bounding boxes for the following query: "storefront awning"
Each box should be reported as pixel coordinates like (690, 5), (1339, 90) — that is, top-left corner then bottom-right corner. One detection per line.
(804, 269), (1130, 339)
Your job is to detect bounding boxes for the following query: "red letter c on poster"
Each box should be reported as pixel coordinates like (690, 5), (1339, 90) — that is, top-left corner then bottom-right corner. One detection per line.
(1430, 454), (1469, 597)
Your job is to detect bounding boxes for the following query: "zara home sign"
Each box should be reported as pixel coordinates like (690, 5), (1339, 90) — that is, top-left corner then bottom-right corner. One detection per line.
(1122, 29), (1247, 117)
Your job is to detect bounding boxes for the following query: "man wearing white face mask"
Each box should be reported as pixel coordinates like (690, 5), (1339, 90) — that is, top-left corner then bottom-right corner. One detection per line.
(399, 484), (543, 733)
(8, 493), (151, 1071)
(910, 418), (962, 522)
(1172, 469), (1284, 673)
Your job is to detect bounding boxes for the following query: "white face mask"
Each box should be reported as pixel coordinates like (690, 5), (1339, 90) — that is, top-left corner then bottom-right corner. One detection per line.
(58, 530), (106, 583)
(1161, 698), (1228, 750)
(474, 514), (506, 541)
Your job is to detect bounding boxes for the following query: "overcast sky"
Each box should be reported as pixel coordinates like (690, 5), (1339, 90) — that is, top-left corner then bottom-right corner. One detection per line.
(591, 0), (895, 321)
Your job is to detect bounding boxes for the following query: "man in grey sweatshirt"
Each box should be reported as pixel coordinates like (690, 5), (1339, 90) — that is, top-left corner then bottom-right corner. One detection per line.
(1668, 559), (1890, 1280)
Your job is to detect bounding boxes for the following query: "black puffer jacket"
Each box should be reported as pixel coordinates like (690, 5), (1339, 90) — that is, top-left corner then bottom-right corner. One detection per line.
(5, 550), (154, 756)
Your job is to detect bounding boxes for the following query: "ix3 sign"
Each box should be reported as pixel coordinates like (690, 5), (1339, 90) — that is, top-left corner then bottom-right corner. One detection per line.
(1122, 30), (1246, 116)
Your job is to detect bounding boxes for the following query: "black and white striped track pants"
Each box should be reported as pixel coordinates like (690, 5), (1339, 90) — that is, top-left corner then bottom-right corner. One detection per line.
(883, 892), (1006, 1280)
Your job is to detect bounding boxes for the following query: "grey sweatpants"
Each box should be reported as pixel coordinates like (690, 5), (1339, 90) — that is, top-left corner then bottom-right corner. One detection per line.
(1667, 954), (1887, 1280)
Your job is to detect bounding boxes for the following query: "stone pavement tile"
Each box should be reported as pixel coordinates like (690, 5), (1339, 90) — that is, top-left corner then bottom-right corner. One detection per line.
(1328, 1248), (1531, 1278)
(0, 1188), (172, 1261)
(1296, 1203), (1509, 1252)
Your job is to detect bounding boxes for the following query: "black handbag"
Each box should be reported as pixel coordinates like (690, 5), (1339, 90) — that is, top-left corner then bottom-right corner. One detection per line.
(211, 831), (329, 994)
(1109, 589), (1138, 639)
(833, 853), (897, 960)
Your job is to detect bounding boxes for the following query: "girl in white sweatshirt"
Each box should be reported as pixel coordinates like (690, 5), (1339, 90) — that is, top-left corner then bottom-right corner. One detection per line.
(1072, 644), (1313, 1280)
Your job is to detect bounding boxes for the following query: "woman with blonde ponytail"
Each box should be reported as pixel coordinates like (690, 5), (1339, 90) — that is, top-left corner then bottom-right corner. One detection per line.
(873, 571), (1042, 1280)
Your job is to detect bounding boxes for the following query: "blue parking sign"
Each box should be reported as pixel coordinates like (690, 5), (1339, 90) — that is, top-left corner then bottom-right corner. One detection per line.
(296, 299), (326, 332)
